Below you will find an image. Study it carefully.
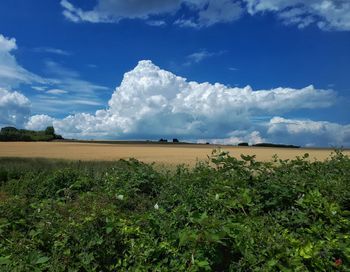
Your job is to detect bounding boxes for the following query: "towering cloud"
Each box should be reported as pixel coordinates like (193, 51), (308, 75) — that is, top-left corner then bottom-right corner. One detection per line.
(41, 60), (348, 146)
(1, 59), (348, 146)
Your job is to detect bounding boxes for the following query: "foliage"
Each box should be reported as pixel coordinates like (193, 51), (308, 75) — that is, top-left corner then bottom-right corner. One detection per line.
(44, 126), (55, 136)
(0, 150), (349, 271)
(0, 126), (63, 141)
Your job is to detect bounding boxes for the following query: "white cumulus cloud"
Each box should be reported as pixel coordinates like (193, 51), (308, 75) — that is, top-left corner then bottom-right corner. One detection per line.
(267, 117), (350, 147)
(47, 60), (341, 146)
(25, 114), (55, 131)
(0, 34), (17, 52)
(0, 88), (31, 128)
(2, 59), (348, 147)
(197, 130), (265, 145)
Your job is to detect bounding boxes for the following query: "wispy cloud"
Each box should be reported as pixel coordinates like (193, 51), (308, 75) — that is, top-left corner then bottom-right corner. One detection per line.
(46, 88), (68, 95)
(174, 18), (198, 28)
(184, 49), (226, 66)
(0, 33), (109, 117)
(30, 94), (104, 116)
(32, 86), (47, 91)
(44, 60), (108, 94)
(33, 47), (71, 56)
(0, 34), (46, 88)
(60, 0), (350, 31)
(146, 20), (166, 27)
(35, 96), (103, 106)
(28, 61), (109, 115)
(60, 0), (244, 29)
(244, 0), (350, 31)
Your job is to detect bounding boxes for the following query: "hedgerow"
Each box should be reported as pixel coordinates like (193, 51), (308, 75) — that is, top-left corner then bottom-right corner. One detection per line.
(0, 150), (349, 271)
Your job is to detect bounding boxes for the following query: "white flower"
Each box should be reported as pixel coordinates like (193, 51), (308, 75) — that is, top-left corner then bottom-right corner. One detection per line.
(116, 194), (124, 200)
(332, 211), (337, 215)
(215, 194), (219, 200)
(154, 203), (159, 210)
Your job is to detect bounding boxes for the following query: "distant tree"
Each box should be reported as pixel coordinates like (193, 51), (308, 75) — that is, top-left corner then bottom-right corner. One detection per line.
(1, 127), (18, 133)
(253, 143), (300, 148)
(238, 142), (249, 146)
(173, 138), (179, 143)
(45, 126), (55, 135)
(159, 138), (168, 143)
(54, 134), (63, 140)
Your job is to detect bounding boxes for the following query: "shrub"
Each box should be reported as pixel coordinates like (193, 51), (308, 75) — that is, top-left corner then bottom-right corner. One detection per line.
(0, 151), (349, 271)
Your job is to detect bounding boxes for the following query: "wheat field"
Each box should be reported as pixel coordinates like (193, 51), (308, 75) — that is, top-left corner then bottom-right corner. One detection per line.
(0, 142), (348, 166)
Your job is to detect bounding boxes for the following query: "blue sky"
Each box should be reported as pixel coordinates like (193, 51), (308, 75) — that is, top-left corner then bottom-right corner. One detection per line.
(0, 0), (350, 146)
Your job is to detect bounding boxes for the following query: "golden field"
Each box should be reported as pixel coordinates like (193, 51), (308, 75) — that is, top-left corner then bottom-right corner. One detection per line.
(0, 141), (348, 166)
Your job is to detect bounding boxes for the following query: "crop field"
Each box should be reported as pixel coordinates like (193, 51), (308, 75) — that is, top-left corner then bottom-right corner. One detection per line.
(0, 142), (349, 165)
(0, 150), (350, 271)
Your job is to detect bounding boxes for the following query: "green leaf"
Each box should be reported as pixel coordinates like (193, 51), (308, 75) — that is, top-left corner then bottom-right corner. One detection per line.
(106, 227), (113, 234)
(197, 260), (211, 270)
(267, 259), (278, 267)
(0, 256), (11, 265)
(299, 243), (313, 259)
(35, 256), (49, 264)
(179, 231), (189, 246)
(208, 233), (220, 243)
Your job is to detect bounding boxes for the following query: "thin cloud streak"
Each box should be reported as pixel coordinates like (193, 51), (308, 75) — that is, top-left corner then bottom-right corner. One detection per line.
(33, 47), (71, 56)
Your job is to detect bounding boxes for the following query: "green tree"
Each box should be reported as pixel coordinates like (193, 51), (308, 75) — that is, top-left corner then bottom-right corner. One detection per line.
(1, 127), (18, 133)
(45, 126), (55, 135)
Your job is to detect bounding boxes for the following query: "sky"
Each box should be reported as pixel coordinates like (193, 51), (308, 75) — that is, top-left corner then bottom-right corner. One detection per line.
(0, 0), (350, 147)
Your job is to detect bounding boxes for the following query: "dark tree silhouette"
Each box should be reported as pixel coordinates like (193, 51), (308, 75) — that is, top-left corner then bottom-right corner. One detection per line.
(238, 142), (249, 146)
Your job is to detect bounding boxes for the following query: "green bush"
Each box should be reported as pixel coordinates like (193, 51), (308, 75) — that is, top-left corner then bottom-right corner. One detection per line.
(0, 151), (349, 271)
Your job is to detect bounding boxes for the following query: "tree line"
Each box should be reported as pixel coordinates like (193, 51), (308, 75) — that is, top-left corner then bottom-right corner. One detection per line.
(0, 126), (63, 141)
